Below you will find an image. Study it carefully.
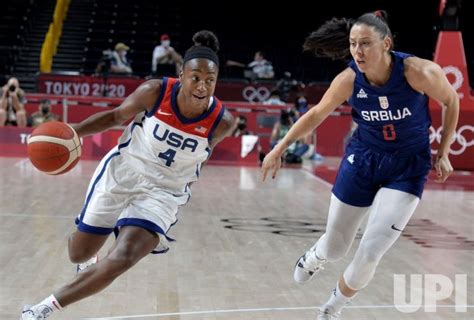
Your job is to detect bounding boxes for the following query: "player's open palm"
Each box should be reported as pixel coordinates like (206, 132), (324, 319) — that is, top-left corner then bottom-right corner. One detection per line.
(434, 154), (453, 183)
(262, 149), (282, 181)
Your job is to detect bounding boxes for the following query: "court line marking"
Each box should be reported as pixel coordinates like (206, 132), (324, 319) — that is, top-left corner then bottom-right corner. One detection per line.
(84, 305), (474, 319)
(300, 167), (333, 188)
(0, 213), (73, 219)
(13, 158), (31, 167)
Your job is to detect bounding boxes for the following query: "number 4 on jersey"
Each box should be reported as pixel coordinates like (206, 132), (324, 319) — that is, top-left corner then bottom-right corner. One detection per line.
(158, 148), (176, 166)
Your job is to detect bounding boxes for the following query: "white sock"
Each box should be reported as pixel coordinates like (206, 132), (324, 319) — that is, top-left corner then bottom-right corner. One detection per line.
(323, 283), (355, 314)
(31, 295), (62, 317)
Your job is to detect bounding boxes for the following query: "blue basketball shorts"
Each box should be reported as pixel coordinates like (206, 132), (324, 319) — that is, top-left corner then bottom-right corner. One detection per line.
(332, 142), (432, 207)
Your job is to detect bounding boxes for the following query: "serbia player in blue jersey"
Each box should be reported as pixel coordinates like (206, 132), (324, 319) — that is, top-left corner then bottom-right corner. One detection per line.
(262, 11), (459, 319)
(21, 31), (234, 320)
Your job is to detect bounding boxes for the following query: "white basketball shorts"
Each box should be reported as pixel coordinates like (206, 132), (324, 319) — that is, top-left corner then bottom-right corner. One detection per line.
(75, 147), (190, 253)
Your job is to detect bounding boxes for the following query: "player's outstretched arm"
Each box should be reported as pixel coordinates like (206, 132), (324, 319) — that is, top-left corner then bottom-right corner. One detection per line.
(261, 68), (354, 181)
(71, 80), (162, 138)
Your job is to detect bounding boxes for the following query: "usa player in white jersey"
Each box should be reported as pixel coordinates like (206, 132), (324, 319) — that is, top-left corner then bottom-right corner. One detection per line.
(262, 11), (459, 319)
(21, 30), (234, 320)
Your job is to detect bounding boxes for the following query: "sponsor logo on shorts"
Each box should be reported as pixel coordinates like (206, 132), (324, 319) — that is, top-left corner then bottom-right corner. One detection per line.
(347, 154), (354, 164)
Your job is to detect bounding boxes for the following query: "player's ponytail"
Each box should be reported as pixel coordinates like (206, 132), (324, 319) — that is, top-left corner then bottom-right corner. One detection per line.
(303, 17), (354, 60)
(183, 30), (220, 67)
(304, 10), (393, 60)
(192, 30), (220, 53)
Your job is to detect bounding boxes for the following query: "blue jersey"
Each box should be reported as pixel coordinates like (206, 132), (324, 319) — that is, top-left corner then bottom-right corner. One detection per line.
(348, 51), (431, 154)
(332, 52), (432, 206)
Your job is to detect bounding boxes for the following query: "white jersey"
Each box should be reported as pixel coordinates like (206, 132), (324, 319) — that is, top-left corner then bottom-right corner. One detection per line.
(76, 78), (225, 250)
(117, 77), (225, 196)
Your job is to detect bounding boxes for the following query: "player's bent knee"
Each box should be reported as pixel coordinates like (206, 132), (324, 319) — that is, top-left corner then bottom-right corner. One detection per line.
(319, 233), (352, 261)
(68, 232), (107, 263)
(68, 246), (95, 264)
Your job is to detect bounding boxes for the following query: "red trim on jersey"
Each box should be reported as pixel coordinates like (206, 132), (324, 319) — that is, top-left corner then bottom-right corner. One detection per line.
(153, 78), (223, 138)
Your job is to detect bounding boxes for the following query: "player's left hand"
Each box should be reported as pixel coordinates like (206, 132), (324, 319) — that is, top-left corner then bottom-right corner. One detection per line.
(434, 154), (453, 183)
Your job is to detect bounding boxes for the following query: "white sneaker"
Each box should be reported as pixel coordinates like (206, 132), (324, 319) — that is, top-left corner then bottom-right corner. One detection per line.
(76, 254), (98, 273)
(316, 307), (340, 319)
(20, 305), (52, 319)
(294, 244), (327, 283)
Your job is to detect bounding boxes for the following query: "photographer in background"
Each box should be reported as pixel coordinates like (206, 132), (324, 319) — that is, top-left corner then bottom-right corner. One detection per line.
(0, 77), (27, 127)
(275, 71), (305, 102)
(28, 99), (60, 128)
(231, 115), (252, 137)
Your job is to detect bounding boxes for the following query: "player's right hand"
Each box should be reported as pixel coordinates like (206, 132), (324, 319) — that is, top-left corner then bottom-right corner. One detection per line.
(261, 149), (282, 181)
(434, 154), (453, 183)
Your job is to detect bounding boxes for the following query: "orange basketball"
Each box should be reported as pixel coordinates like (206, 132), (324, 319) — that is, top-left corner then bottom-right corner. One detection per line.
(27, 121), (81, 175)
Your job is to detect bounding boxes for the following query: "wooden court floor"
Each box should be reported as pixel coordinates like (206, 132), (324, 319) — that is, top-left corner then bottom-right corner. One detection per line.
(1, 157), (473, 320)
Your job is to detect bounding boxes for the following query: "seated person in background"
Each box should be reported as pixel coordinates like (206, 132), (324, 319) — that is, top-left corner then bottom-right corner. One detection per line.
(270, 110), (293, 149)
(263, 89), (286, 106)
(28, 99), (60, 127)
(288, 95), (324, 161)
(231, 115), (252, 137)
(152, 34), (183, 77)
(226, 51), (275, 79)
(271, 110), (309, 164)
(291, 94), (310, 121)
(275, 71), (305, 102)
(0, 77), (27, 127)
(109, 43), (133, 74)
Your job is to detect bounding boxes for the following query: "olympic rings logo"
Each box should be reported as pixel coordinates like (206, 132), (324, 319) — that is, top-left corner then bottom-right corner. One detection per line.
(442, 65), (464, 91)
(429, 125), (474, 155)
(242, 86), (270, 102)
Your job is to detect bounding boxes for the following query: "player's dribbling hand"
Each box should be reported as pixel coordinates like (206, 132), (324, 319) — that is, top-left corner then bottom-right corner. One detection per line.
(261, 149), (282, 181)
(434, 154), (453, 183)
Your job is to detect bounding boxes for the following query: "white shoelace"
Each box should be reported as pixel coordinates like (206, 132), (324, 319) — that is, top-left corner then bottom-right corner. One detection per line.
(304, 250), (326, 272)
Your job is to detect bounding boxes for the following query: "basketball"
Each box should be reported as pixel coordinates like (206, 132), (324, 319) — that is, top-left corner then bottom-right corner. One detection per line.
(27, 121), (81, 175)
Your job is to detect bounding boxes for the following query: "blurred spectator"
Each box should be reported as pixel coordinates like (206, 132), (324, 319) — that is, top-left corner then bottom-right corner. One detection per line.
(0, 77), (27, 127)
(226, 51), (275, 79)
(270, 110), (310, 164)
(152, 34), (183, 77)
(28, 99), (60, 128)
(271, 110), (294, 149)
(109, 43), (133, 74)
(263, 90), (286, 106)
(231, 115), (251, 137)
(275, 71), (305, 102)
(294, 95), (310, 117)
